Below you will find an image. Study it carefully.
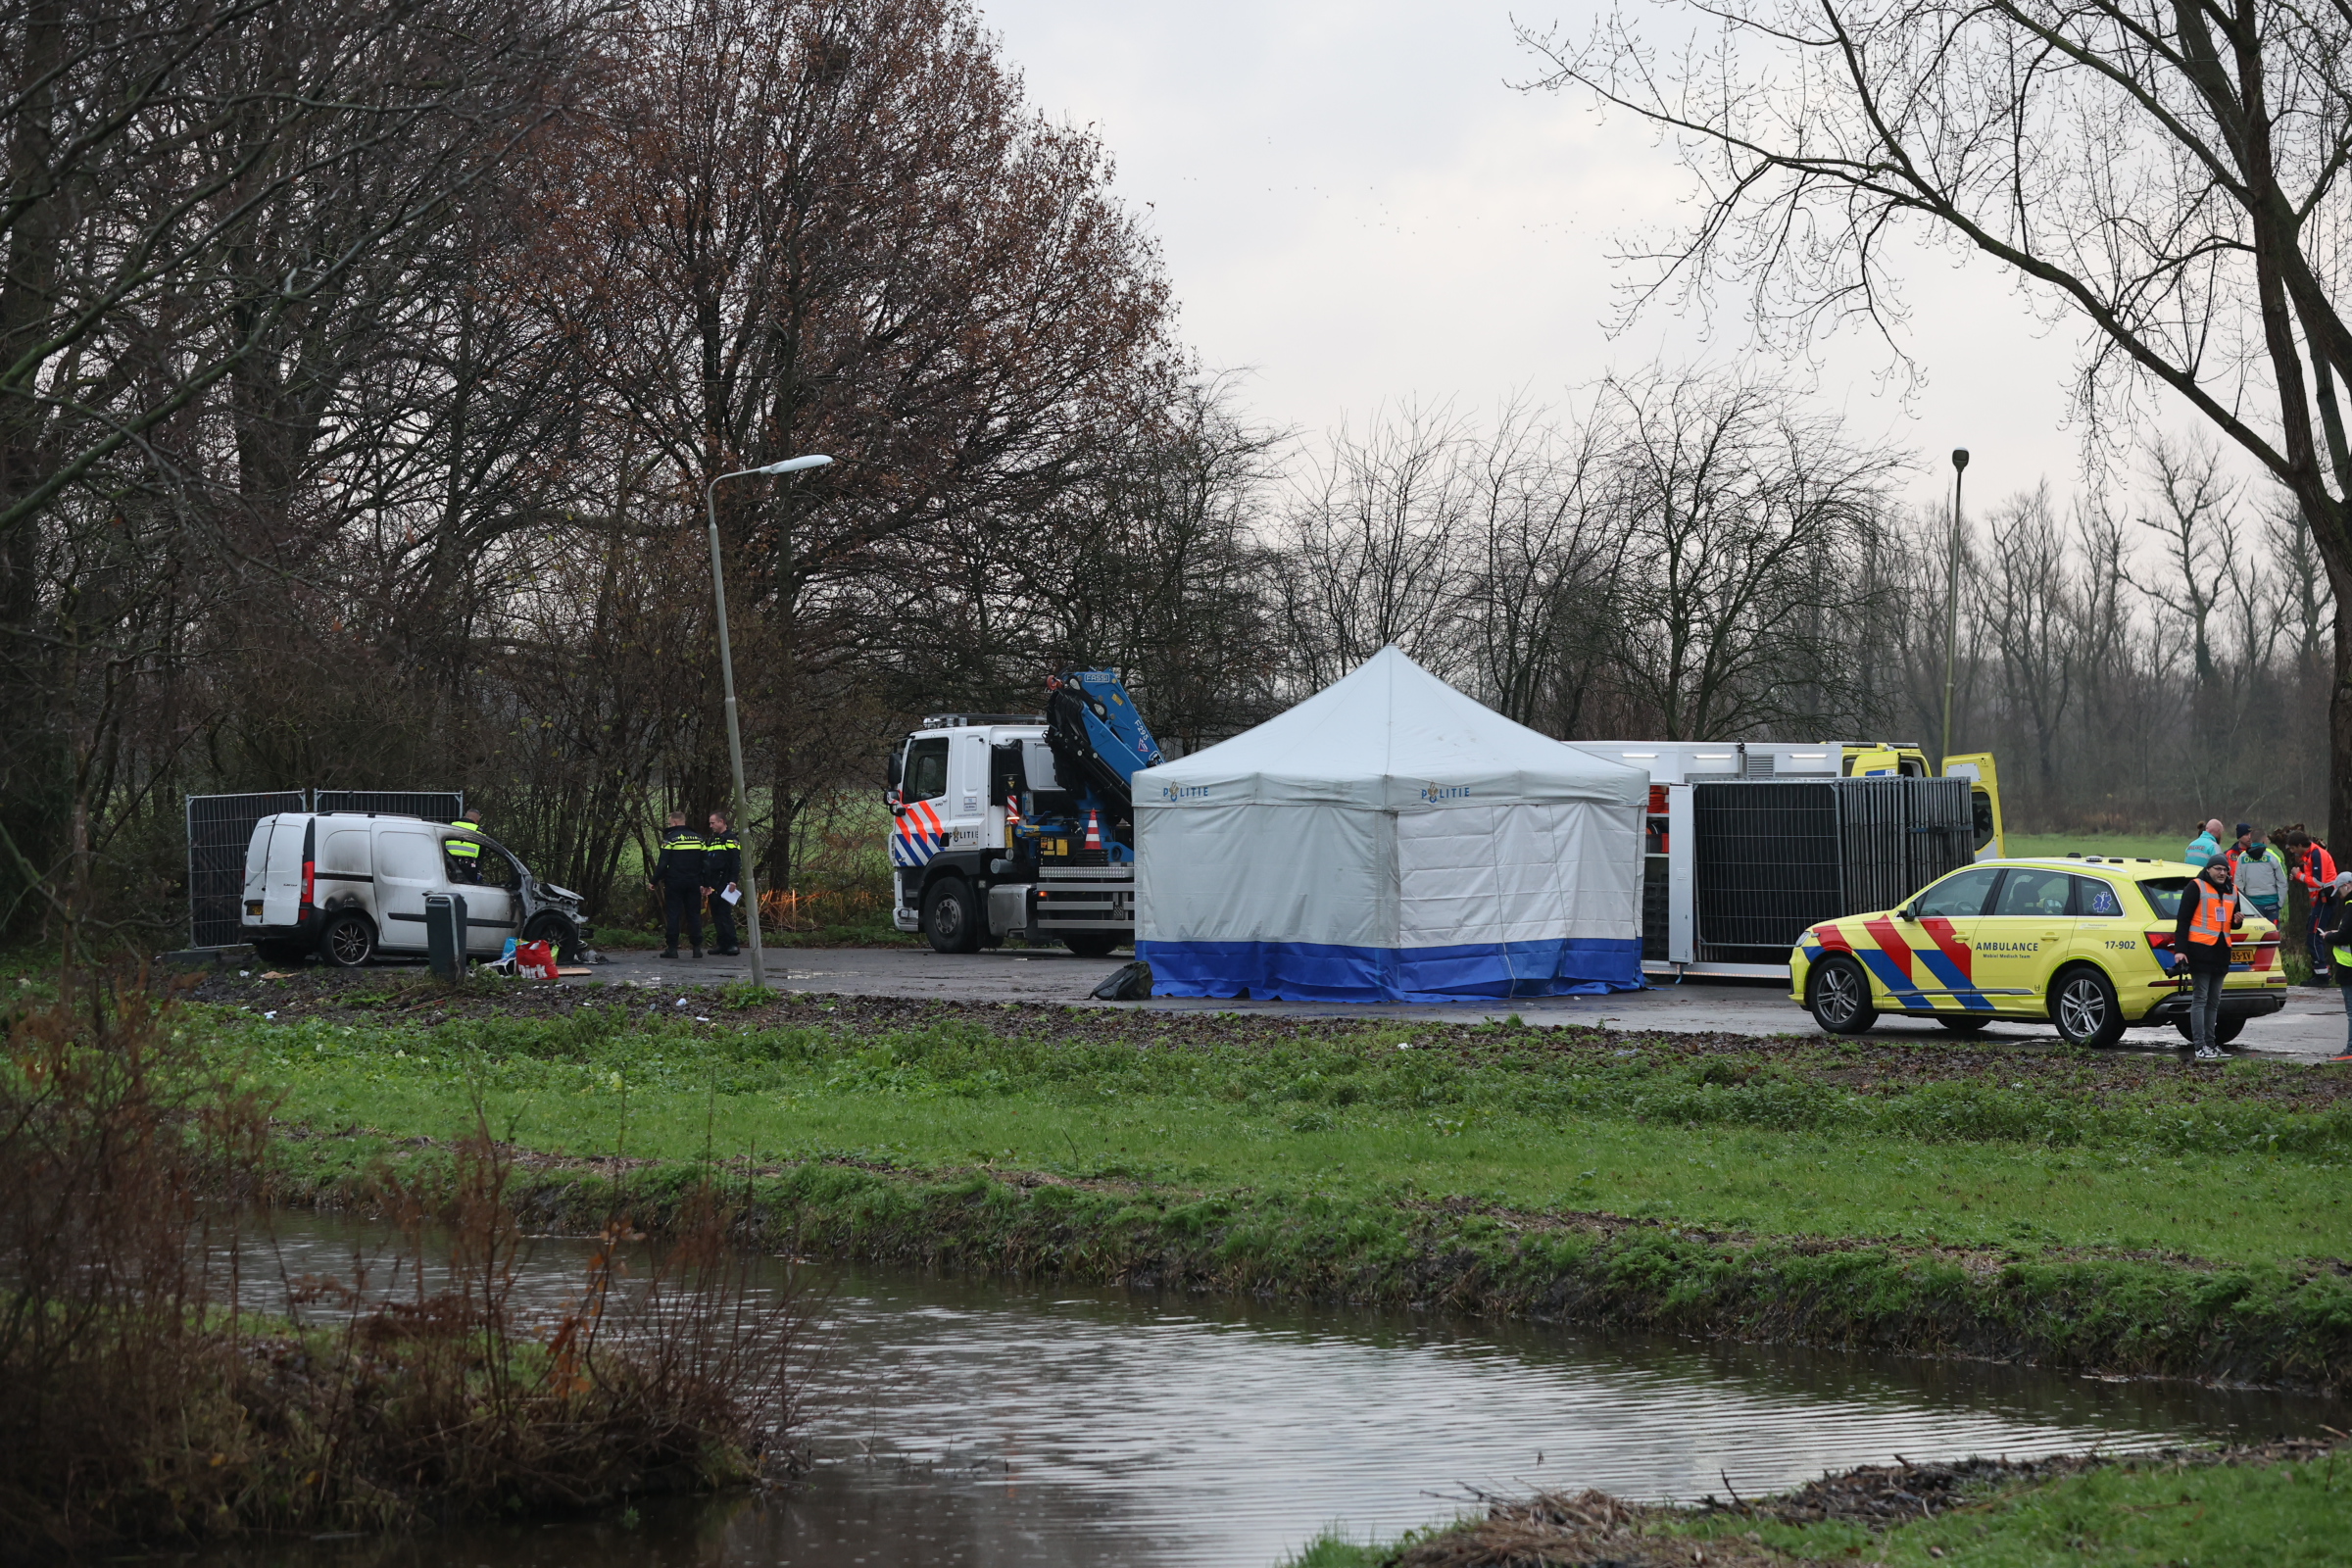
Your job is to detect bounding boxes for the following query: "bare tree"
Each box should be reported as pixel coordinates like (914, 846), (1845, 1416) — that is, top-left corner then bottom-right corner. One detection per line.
(1591, 368), (1904, 739)
(1519, 0), (2352, 840)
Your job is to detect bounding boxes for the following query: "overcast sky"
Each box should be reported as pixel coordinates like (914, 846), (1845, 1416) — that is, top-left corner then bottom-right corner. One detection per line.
(975, 0), (2158, 518)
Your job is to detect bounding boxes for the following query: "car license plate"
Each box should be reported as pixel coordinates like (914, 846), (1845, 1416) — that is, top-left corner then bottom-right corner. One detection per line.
(2230, 946), (2254, 961)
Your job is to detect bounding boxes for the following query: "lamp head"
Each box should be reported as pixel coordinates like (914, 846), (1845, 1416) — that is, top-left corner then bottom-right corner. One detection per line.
(1951, 448), (1970, 471)
(759, 454), (833, 475)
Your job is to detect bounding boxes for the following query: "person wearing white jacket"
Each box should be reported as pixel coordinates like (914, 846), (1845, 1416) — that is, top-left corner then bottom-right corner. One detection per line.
(2234, 832), (2289, 922)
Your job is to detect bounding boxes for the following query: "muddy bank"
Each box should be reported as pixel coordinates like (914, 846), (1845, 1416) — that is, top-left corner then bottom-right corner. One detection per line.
(1368, 1441), (2344, 1566)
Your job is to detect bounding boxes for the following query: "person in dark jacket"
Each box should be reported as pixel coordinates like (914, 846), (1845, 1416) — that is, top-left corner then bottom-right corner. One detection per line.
(703, 811), (743, 957)
(2175, 853), (2245, 1060)
(2319, 872), (2352, 1063)
(650, 811), (706, 959)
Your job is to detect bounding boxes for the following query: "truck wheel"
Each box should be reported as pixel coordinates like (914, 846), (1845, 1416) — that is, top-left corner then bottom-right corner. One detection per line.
(1062, 933), (1121, 957)
(318, 912), (376, 968)
(1807, 956), (1878, 1034)
(523, 912), (580, 962)
(922, 878), (981, 954)
(2050, 965), (2126, 1049)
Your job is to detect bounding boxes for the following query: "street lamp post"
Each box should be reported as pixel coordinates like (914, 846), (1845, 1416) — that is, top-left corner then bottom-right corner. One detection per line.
(705, 452), (833, 990)
(1939, 448), (1970, 771)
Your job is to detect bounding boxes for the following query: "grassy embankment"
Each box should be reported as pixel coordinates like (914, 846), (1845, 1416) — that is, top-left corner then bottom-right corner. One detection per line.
(1285, 1443), (2349, 1566)
(194, 967), (2352, 1391)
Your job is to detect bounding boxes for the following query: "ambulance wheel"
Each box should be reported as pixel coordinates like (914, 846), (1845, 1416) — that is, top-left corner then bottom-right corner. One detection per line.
(2173, 1015), (2247, 1047)
(1807, 956), (1878, 1034)
(1061, 933), (1121, 957)
(1936, 1014), (1992, 1033)
(318, 912), (376, 968)
(922, 877), (981, 954)
(2050, 964), (2126, 1049)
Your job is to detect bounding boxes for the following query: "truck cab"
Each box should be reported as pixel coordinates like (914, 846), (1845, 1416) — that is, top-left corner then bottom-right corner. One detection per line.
(887, 671), (1158, 956)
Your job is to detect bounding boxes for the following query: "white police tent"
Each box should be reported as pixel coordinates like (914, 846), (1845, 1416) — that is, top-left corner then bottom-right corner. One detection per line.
(1132, 646), (1647, 1002)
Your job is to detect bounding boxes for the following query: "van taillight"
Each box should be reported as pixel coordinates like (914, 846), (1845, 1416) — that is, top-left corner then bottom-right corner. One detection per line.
(302, 859), (315, 908)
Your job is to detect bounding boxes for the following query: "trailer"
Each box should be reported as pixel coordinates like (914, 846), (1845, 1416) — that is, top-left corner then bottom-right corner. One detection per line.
(1565, 741), (2005, 979)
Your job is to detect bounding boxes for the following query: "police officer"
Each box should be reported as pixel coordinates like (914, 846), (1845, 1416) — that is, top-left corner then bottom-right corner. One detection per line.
(703, 811), (744, 956)
(650, 810), (706, 959)
(443, 808), (488, 883)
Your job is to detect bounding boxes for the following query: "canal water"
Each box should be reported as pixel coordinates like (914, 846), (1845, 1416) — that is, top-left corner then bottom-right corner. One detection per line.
(209, 1219), (2344, 1567)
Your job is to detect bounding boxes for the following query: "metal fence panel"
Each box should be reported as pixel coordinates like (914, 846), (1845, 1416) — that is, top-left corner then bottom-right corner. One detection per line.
(1693, 781), (1842, 954)
(313, 790), (462, 822)
(186, 792), (307, 949)
(1694, 777), (1975, 961)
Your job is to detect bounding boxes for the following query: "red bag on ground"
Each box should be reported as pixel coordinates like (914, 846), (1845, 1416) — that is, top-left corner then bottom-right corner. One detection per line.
(514, 939), (557, 979)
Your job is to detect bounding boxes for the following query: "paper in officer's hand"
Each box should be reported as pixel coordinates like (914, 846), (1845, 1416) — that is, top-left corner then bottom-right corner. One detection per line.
(722, 883), (742, 906)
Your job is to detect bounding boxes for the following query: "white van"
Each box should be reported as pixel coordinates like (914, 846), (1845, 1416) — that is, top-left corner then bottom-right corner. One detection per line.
(240, 811), (588, 966)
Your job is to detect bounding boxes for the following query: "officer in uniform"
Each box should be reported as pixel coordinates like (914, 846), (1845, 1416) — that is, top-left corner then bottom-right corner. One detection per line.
(443, 808), (487, 883)
(650, 810), (706, 958)
(703, 810), (744, 956)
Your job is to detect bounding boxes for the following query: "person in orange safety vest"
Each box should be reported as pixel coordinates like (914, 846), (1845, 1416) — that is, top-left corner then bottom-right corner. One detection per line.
(2174, 855), (2244, 1061)
(2290, 829), (2338, 984)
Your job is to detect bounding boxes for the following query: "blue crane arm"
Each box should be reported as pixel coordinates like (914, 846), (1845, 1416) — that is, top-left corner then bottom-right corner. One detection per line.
(1045, 669), (1162, 810)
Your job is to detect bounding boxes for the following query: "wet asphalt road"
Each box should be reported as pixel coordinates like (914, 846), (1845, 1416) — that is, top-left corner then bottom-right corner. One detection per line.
(567, 944), (2349, 1065)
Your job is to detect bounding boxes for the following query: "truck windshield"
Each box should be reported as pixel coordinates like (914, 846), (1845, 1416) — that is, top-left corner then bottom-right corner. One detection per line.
(2138, 876), (2192, 919)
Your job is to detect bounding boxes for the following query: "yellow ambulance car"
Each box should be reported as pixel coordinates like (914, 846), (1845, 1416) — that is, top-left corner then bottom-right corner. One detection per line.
(1789, 856), (2286, 1048)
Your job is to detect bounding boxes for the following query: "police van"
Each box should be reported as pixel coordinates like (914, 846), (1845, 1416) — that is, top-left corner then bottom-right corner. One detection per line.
(239, 811), (588, 966)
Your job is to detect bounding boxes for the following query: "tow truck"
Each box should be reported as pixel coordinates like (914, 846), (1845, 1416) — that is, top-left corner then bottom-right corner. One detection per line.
(885, 670), (1160, 955)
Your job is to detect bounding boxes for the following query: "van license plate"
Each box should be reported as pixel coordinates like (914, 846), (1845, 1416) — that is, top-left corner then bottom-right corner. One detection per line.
(2230, 946), (2254, 961)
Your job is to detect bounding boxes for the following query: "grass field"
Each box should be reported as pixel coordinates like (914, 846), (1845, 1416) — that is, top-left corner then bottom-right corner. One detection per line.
(2004, 831), (2192, 861)
(232, 999), (2352, 1268)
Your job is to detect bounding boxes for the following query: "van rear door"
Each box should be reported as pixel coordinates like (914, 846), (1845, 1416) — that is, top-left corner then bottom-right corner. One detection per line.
(242, 816), (279, 925)
(262, 816), (308, 926)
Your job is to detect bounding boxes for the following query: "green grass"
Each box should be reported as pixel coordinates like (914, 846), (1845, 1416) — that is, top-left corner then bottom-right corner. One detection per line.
(2006, 832), (2192, 862)
(1871, 1453), (2348, 1565)
(221, 1006), (2352, 1268)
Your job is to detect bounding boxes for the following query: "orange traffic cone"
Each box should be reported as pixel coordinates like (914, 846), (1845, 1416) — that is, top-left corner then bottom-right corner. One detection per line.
(1084, 809), (1102, 852)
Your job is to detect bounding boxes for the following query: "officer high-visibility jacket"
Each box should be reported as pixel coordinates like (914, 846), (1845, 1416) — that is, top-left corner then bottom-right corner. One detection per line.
(655, 827), (706, 887)
(703, 830), (742, 889)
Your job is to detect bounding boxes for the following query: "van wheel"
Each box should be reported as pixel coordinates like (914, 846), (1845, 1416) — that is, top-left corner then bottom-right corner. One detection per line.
(1807, 956), (1878, 1034)
(922, 878), (981, 954)
(2050, 965), (2126, 1049)
(319, 912), (375, 968)
(523, 912), (580, 962)
(1061, 933), (1121, 957)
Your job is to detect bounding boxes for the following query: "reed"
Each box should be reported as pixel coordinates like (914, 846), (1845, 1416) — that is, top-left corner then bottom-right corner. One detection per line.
(0, 967), (809, 1556)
